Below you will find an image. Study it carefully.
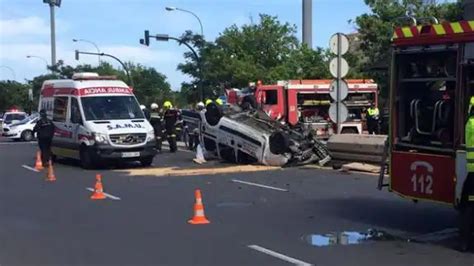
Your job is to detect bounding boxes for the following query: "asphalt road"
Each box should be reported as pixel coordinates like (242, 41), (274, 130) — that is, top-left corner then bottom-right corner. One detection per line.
(0, 137), (472, 266)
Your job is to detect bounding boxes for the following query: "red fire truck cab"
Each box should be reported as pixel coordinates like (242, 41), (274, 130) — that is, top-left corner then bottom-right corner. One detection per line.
(253, 79), (378, 138)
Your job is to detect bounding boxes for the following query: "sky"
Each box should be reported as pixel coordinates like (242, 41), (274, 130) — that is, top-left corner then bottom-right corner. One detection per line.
(0, 0), (370, 89)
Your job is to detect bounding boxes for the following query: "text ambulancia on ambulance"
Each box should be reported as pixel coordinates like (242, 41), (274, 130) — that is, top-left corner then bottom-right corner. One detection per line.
(38, 73), (156, 169)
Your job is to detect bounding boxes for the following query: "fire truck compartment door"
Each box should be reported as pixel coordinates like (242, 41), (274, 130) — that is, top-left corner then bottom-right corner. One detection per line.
(391, 151), (455, 204)
(455, 150), (468, 206)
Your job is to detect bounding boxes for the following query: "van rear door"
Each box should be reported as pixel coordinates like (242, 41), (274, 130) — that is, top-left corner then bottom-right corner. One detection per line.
(52, 96), (73, 153)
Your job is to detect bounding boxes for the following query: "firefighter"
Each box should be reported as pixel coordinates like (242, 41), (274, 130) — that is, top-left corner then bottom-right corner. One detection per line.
(367, 103), (380, 135)
(150, 103), (163, 152)
(162, 101), (181, 153)
(33, 109), (55, 167)
(205, 99), (213, 106)
(188, 102), (205, 150)
(140, 105), (151, 121)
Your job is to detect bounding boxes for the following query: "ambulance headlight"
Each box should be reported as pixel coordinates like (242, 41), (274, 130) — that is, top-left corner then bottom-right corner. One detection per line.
(146, 129), (155, 142)
(94, 133), (108, 144)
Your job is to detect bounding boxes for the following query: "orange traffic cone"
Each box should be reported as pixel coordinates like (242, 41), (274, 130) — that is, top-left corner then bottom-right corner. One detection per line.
(90, 174), (106, 200)
(45, 161), (56, 182)
(34, 151), (44, 170)
(188, 189), (210, 225)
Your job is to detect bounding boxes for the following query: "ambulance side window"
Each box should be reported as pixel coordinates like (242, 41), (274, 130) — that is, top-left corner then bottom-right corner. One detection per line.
(70, 98), (82, 124)
(53, 97), (68, 122)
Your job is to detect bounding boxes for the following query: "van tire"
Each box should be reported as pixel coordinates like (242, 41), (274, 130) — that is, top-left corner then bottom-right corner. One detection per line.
(140, 156), (154, 167)
(21, 130), (34, 142)
(80, 147), (95, 169)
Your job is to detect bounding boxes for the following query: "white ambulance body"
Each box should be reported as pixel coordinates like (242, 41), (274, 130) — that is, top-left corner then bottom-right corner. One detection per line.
(39, 73), (156, 168)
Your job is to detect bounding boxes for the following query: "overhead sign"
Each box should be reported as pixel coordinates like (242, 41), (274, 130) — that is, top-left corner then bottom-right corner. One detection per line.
(329, 58), (349, 78)
(329, 80), (348, 101)
(329, 33), (349, 55)
(329, 102), (348, 124)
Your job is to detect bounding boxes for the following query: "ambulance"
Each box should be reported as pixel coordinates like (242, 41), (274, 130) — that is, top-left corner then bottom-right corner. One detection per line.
(39, 73), (156, 169)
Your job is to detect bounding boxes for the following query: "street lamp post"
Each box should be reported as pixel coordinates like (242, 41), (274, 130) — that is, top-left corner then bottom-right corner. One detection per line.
(140, 30), (203, 101)
(75, 50), (134, 88)
(42, 0), (61, 67)
(26, 55), (50, 73)
(165, 6), (204, 37)
(73, 39), (101, 65)
(0, 66), (16, 80)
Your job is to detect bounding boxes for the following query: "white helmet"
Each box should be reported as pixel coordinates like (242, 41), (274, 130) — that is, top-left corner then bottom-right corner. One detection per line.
(151, 103), (159, 109)
(140, 105), (146, 110)
(197, 102), (205, 108)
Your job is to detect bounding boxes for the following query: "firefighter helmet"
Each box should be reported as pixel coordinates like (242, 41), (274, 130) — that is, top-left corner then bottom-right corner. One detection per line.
(215, 98), (223, 105)
(205, 99), (213, 106)
(140, 105), (146, 110)
(163, 101), (173, 109)
(151, 103), (159, 110)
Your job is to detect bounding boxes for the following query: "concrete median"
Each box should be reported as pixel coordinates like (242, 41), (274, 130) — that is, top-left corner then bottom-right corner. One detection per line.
(327, 134), (388, 164)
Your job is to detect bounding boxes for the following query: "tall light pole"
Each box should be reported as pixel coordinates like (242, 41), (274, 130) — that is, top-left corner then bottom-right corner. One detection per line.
(73, 38), (101, 65)
(302, 0), (313, 48)
(165, 6), (204, 36)
(26, 55), (50, 73)
(43, 0), (61, 67)
(0, 66), (16, 80)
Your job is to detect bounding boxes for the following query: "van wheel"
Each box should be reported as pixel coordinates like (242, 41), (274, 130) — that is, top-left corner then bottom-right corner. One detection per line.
(21, 130), (34, 142)
(80, 147), (95, 169)
(140, 156), (154, 167)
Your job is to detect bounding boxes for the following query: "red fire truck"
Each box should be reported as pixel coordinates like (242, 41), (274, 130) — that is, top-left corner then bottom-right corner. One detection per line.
(383, 19), (474, 249)
(227, 79), (378, 138)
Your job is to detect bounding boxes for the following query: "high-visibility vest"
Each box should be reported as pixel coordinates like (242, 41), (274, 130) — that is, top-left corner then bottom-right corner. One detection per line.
(367, 107), (379, 117)
(466, 98), (474, 172)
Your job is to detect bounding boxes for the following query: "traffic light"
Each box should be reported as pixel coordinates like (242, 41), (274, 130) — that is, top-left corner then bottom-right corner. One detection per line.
(140, 30), (150, 46)
(75, 50), (80, 60)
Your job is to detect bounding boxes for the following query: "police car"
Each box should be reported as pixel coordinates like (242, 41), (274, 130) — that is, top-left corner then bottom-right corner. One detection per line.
(2, 113), (39, 141)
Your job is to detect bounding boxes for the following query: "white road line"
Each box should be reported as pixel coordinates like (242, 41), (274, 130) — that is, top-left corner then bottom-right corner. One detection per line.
(231, 179), (288, 192)
(86, 188), (121, 200)
(21, 165), (39, 172)
(0, 141), (35, 145)
(248, 245), (312, 266)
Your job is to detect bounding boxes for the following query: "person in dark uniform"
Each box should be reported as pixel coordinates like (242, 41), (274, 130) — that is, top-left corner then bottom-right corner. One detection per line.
(149, 103), (163, 152)
(140, 105), (151, 121)
(366, 103), (380, 135)
(162, 100), (181, 153)
(33, 109), (55, 166)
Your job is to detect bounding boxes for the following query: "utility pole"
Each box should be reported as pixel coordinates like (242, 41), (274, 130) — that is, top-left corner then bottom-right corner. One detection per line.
(43, 0), (62, 67)
(465, 0), (474, 19)
(302, 0), (312, 48)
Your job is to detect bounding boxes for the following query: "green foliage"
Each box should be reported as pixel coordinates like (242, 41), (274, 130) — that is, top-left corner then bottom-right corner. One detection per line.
(178, 14), (333, 102)
(0, 81), (31, 112)
(352, 0), (463, 98)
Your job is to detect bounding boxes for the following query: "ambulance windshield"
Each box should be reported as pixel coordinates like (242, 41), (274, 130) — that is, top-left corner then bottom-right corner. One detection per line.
(81, 96), (144, 121)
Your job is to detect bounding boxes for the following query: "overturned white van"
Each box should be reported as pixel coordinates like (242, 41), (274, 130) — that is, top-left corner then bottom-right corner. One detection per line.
(39, 73), (156, 168)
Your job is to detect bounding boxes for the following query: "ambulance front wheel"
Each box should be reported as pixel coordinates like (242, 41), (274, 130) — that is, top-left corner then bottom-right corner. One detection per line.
(140, 156), (154, 167)
(80, 146), (96, 169)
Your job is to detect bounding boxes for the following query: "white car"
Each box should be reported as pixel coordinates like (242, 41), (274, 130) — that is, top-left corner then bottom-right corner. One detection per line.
(2, 113), (39, 141)
(2, 111), (27, 131)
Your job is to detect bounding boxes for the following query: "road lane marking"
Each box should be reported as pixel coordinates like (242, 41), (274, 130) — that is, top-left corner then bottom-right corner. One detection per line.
(231, 179), (288, 192)
(248, 245), (312, 266)
(86, 188), (121, 200)
(0, 141), (35, 145)
(21, 165), (39, 172)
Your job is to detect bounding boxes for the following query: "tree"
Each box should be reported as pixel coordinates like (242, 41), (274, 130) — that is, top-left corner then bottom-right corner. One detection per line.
(0, 81), (31, 112)
(353, 0), (463, 98)
(178, 14), (331, 102)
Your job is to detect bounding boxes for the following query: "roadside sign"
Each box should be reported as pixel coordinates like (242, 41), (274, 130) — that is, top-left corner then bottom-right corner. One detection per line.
(329, 33), (349, 55)
(329, 80), (348, 101)
(329, 58), (349, 78)
(329, 102), (348, 124)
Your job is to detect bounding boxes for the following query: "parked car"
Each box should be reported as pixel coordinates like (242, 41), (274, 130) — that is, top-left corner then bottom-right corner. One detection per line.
(2, 113), (39, 141)
(2, 111), (27, 130)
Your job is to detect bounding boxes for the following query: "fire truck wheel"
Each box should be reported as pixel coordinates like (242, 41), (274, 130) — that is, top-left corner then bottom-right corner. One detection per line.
(459, 203), (474, 252)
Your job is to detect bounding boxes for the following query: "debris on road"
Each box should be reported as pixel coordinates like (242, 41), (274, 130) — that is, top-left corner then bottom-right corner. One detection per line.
(341, 162), (380, 174)
(118, 164), (280, 177)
